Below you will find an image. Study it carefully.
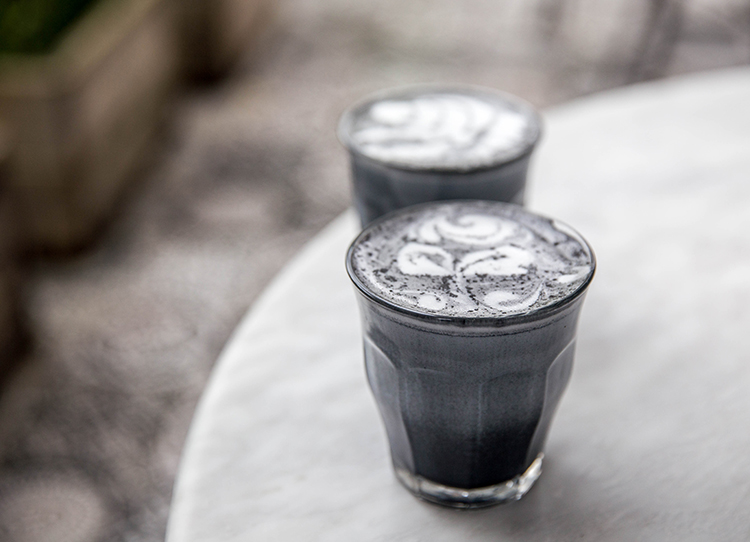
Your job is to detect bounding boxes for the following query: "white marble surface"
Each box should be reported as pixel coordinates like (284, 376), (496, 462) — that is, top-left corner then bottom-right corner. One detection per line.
(167, 68), (750, 541)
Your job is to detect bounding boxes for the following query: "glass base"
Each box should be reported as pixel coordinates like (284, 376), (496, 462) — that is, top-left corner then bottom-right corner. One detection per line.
(394, 454), (543, 509)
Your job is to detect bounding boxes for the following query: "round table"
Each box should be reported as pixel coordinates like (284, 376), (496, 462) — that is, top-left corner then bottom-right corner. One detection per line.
(166, 68), (750, 541)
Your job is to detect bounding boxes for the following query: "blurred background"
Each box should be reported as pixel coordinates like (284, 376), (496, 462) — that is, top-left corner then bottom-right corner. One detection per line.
(0, 0), (748, 540)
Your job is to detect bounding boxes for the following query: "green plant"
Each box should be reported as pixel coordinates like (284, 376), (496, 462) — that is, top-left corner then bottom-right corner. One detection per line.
(0, 0), (99, 54)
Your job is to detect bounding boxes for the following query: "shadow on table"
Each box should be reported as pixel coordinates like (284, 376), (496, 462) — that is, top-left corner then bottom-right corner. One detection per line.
(417, 455), (644, 541)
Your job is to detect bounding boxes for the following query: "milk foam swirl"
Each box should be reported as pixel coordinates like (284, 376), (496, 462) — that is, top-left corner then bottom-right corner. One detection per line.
(343, 89), (539, 171)
(349, 202), (594, 318)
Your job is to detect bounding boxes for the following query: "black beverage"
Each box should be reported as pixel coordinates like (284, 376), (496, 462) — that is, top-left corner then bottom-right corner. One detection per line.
(338, 86), (542, 227)
(346, 201), (595, 508)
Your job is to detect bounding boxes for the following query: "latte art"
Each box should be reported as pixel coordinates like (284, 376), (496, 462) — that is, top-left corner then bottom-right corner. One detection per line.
(349, 201), (594, 318)
(417, 214), (517, 246)
(343, 89), (540, 171)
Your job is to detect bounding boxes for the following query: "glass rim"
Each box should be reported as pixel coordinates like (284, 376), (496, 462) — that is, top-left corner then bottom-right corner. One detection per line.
(337, 83), (543, 173)
(345, 200), (596, 327)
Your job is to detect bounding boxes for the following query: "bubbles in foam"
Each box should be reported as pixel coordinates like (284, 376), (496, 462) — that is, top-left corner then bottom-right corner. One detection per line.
(349, 201), (594, 318)
(397, 243), (453, 276)
(342, 88), (540, 171)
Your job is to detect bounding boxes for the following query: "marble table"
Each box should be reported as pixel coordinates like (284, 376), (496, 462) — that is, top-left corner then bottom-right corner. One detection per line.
(166, 68), (750, 541)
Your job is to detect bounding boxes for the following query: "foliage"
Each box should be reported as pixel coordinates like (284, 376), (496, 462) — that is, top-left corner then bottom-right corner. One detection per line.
(0, 0), (99, 54)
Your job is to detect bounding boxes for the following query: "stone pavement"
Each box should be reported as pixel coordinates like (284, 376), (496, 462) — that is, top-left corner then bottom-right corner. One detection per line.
(0, 0), (748, 541)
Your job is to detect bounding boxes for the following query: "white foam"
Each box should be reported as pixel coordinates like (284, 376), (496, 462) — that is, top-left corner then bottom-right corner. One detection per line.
(347, 90), (539, 170)
(350, 201), (594, 318)
(418, 214), (518, 247)
(397, 243), (453, 276)
(417, 293), (448, 311)
(458, 246), (533, 276)
(483, 284), (542, 313)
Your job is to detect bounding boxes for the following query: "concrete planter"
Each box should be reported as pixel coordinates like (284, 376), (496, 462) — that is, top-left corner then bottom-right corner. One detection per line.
(181, 0), (273, 79)
(0, 0), (181, 251)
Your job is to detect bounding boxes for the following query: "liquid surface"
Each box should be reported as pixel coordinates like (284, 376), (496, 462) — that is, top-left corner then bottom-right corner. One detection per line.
(349, 201), (594, 318)
(342, 89), (540, 171)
